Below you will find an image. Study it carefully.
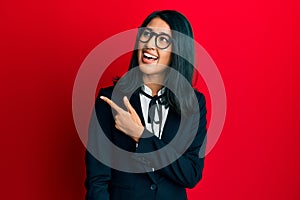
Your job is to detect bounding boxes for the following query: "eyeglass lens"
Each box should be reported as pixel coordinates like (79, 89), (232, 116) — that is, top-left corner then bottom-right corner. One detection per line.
(139, 28), (172, 49)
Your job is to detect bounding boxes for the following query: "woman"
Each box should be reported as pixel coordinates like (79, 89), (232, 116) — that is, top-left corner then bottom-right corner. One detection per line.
(85, 10), (207, 200)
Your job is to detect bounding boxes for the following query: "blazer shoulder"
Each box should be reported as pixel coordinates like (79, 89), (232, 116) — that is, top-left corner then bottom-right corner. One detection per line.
(96, 85), (115, 99)
(193, 89), (206, 105)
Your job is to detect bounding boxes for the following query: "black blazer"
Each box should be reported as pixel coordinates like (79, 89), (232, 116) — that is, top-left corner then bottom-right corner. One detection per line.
(85, 86), (207, 200)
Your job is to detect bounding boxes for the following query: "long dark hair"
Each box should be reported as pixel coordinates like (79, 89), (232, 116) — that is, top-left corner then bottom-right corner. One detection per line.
(116, 10), (196, 115)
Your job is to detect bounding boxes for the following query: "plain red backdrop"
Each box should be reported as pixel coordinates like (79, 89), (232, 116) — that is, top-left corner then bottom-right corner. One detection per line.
(1, 0), (300, 199)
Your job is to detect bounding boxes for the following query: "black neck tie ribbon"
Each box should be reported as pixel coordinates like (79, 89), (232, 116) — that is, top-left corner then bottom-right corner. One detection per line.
(140, 89), (168, 138)
(139, 89), (167, 124)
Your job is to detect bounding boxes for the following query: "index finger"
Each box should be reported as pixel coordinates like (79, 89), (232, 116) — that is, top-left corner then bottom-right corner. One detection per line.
(100, 96), (123, 113)
(123, 96), (134, 113)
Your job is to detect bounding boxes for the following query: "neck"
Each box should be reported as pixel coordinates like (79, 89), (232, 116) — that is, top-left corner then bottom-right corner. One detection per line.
(142, 73), (165, 96)
(144, 83), (163, 96)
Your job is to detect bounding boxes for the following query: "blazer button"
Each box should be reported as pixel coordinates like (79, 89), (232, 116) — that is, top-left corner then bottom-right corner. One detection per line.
(150, 184), (157, 190)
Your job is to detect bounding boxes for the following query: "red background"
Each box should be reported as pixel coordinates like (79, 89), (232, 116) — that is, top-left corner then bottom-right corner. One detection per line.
(1, 0), (300, 199)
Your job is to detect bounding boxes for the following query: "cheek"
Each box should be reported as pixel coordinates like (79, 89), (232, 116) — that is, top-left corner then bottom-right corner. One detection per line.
(137, 42), (144, 51)
(160, 52), (172, 65)
(137, 49), (142, 60)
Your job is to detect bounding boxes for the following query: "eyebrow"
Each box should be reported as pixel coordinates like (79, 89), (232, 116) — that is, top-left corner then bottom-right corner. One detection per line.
(144, 27), (171, 35)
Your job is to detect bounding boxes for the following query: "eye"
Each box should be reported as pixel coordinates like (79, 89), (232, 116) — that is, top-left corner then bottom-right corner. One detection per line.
(142, 30), (151, 38)
(158, 36), (170, 44)
(139, 28), (154, 43)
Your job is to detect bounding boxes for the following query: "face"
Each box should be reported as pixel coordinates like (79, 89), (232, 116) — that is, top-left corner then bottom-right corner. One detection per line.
(137, 17), (172, 81)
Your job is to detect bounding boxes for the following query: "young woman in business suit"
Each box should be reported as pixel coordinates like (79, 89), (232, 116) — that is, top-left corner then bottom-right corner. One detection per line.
(85, 10), (207, 200)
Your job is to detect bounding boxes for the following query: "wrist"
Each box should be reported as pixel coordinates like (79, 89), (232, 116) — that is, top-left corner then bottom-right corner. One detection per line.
(132, 126), (144, 142)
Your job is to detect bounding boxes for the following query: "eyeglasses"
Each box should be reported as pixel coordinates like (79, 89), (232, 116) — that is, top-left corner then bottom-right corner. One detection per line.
(138, 28), (173, 50)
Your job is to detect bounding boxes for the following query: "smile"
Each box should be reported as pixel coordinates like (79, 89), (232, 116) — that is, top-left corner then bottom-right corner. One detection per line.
(143, 52), (158, 61)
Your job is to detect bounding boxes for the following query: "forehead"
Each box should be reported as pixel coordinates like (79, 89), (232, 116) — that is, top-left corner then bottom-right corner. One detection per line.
(146, 17), (171, 34)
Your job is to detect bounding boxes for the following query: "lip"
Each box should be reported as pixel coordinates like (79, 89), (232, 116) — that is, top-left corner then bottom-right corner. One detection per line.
(141, 49), (159, 64)
(142, 57), (155, 64)
(142, 49), (158, 58)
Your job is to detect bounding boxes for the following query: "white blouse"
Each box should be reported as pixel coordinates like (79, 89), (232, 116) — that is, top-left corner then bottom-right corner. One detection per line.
(139, 85), (169, 139)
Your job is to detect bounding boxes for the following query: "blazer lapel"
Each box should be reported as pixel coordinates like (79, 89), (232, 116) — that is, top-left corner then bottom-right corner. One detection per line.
(130, 90), (181, 141)
(160, 107), (181, 143)
(129, 91), (158, 183)
(129, 91), (145, 126)
(129, 91), (180, 184)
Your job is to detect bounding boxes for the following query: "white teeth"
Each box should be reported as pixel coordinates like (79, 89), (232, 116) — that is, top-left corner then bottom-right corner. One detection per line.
(144, 52), (158, 60)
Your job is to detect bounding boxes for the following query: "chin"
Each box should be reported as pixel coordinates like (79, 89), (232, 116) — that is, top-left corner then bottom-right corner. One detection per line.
(139, 65), (168, 77)
(139, 65), (156, 74)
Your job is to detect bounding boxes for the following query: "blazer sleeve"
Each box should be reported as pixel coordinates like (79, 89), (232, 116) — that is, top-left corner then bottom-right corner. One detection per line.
(133, 92), (207, 189)
(85, 88), (114, 200)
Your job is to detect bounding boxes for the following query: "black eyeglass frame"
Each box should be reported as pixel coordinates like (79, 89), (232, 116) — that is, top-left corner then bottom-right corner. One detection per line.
(138, 27), (173, 50)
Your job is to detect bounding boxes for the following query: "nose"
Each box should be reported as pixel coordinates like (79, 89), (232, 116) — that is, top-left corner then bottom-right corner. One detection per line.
(145, 35), (156, 49)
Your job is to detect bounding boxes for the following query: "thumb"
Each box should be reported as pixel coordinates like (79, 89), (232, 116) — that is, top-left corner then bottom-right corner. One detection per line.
(123, 96), (133, 113)
(123, 96), (143, 126)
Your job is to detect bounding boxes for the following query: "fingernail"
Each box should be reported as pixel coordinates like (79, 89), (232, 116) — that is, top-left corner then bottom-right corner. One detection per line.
(100, 96), (104, 99)
(124, 96), (128, 101)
